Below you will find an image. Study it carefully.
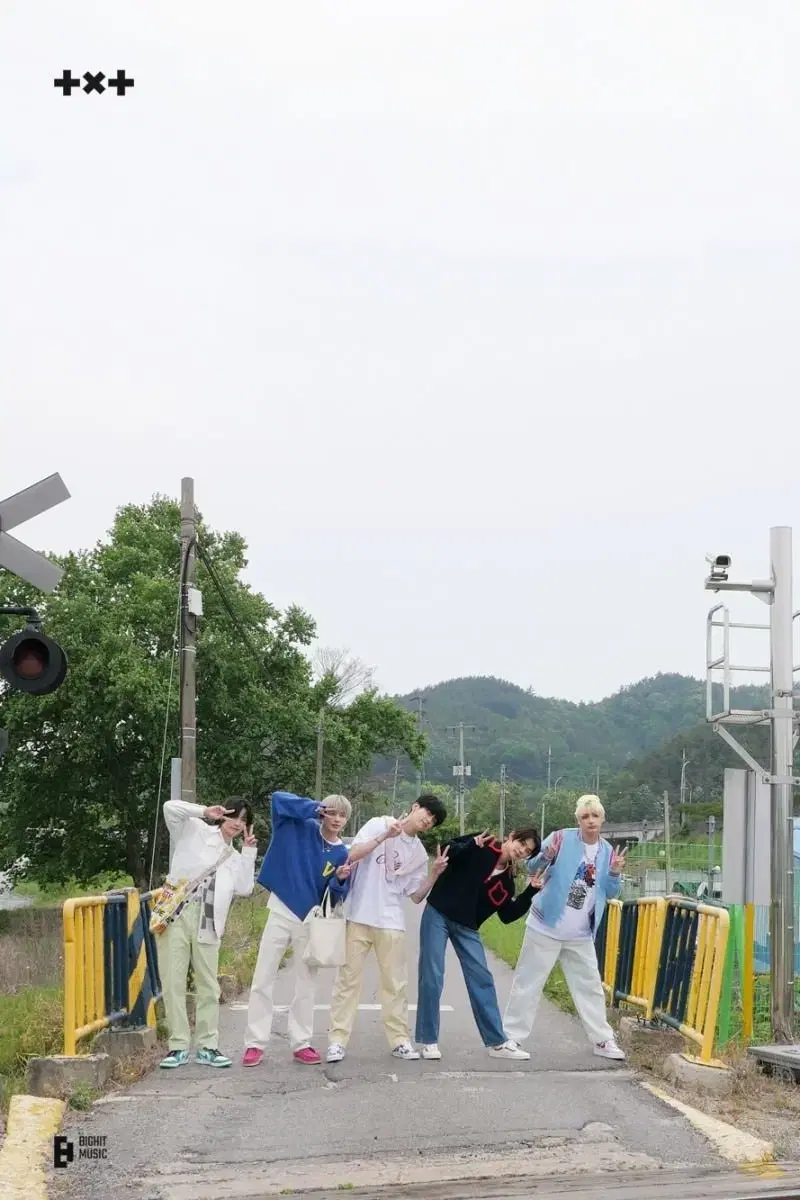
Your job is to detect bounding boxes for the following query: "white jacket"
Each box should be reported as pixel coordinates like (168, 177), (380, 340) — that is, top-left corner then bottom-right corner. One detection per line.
(163, 800), (256, 938)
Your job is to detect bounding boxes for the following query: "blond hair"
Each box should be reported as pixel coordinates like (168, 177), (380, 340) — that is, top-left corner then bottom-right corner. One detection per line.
(322, 793), (352, 821)
(575, 794), (605, 821)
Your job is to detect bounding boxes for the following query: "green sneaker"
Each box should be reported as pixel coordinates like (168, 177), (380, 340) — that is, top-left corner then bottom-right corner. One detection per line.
(159, 1049), (190, 1069)
(195, 1047), (232, 1068)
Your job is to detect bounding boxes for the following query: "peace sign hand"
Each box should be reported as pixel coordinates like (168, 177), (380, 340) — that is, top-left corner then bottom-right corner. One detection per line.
(474, 829), (493, 847)
(431, 844), (450, 878)
(610, 844), (627, 875)
(543, 830), (563, 862)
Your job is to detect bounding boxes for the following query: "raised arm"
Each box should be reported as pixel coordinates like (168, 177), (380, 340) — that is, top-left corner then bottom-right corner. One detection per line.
(163, 800), (226, 838)
(525, 829), (562, 876)
(271, 791), (323, 827)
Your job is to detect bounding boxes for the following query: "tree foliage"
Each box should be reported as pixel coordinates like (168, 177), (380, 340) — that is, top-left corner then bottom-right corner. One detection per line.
(0, 497), (424, 886)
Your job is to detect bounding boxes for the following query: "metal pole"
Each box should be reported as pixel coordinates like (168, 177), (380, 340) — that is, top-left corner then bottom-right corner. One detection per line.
(179, 477), (197, 804)
(679, 749), (689, 829)
(769, 526), (795, 1042)
(547, 745), (552, 794)
(459, 722), (465, 836)
(707, 814), (716, 895)
(499, 763), (506, 840)
(315, 707), (325, 801)
(663, 790), (671, 894)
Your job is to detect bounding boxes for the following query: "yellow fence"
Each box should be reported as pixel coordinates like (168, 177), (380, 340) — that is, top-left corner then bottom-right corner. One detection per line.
(600, 895), (730, 1063)
(652, 899), (730, 1064)
(62, 887), (163, 1056)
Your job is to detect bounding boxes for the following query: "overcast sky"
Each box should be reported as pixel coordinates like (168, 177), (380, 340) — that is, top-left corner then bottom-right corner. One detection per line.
(2, 2), (799, 703)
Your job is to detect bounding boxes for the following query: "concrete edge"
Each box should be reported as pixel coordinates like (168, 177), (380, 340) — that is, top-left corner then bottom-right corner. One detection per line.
(0, 1093), (66, 1199)
(639, 1081), (775, 1165)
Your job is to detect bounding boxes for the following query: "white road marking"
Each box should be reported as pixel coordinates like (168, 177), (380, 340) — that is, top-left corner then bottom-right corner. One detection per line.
(229, 1002), (454, 1012)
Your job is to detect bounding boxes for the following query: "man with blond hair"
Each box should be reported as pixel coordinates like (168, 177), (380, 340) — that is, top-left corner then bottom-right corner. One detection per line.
(503, 795), (627, 1060)
(243, 791), (353, 1068)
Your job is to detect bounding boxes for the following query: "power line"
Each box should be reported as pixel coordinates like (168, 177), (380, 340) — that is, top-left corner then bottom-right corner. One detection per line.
(195, 540), (268, 680)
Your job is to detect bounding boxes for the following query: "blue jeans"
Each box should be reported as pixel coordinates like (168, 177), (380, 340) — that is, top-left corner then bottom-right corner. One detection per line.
(415, 903), (506, 1046)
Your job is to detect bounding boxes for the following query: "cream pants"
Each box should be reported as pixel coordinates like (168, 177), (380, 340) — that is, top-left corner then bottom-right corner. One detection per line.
(245, 908), (317, 1051)
(328, 921), (409, 1049)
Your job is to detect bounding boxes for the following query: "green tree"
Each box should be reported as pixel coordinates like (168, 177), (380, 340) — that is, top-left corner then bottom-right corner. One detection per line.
(0, 496), (423, 887)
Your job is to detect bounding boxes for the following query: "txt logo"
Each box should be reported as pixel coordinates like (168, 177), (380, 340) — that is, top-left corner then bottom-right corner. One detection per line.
(54, 1134), (74, 1168)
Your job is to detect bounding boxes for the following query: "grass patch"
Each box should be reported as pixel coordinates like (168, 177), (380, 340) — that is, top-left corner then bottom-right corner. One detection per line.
(218, 889), (270, 994)
(13, 873), (133, 907)
(0, 985), (64, 1113)
(480, 915), (576, 1016)
(0, 906), (63, 994)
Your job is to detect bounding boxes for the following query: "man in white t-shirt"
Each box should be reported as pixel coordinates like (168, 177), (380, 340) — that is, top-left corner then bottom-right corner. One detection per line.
(326, 794), (448, 1064)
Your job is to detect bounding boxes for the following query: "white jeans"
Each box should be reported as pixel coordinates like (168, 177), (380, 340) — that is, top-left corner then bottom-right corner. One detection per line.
(244, 909), (317, 1051)
(503, 926), (614, 1046)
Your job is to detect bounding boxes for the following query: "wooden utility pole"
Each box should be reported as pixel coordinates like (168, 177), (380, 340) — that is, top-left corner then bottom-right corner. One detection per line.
(391, 756), (400, 813)
(179, 477), (198, 804)
(499, 763), (507, 840)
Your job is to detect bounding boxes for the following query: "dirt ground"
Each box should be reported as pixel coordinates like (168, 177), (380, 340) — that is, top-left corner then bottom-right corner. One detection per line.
(622, 1025), (800, 1161)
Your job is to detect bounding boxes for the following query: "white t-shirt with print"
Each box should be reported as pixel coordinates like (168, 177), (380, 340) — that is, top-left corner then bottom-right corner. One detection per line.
(530, 840), (600, 941)
(346, 816), (429, 932)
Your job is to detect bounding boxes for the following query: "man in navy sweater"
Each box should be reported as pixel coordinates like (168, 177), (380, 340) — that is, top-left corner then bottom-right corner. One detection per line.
(243, 791), (352, 1067)
(413, 826), (543, 1061)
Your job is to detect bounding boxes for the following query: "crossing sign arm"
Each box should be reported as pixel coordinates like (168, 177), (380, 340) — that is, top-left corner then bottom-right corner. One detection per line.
(0, 473), (70, 593)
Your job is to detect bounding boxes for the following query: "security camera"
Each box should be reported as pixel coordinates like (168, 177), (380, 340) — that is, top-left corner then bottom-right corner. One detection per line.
(705, 553), (731, 582)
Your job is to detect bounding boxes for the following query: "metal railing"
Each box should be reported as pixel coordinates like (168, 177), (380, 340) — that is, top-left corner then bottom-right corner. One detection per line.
(652, 898), (730, 1063)
(613, 896), (666, 1021)
(63, 887), (162, 1056)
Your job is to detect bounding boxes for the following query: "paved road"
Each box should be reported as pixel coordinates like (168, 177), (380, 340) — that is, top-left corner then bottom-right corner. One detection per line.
(52, 900), (725, 1200)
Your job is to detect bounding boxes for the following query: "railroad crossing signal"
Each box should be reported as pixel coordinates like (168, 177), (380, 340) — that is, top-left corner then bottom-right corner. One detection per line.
(0, 474), (71, 755)
(0, 473), (70, 592)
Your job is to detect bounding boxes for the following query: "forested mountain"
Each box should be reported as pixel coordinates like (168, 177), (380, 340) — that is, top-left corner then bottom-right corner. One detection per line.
(392, 673), (769, 795)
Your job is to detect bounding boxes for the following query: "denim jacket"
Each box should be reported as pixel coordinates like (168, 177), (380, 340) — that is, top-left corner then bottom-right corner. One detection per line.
(525, 827), (621, 940)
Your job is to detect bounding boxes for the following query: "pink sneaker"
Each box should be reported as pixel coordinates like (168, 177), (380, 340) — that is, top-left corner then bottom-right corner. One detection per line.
(293, 1046), (321, 1065)
(242, 1047), (263, 1067)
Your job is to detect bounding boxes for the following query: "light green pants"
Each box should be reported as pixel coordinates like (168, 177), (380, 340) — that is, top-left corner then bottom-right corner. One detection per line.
(158, 901), (221, 1051)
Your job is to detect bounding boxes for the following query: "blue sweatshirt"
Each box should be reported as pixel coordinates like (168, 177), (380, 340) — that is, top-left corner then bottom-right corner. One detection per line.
(257, 791), (350, 920)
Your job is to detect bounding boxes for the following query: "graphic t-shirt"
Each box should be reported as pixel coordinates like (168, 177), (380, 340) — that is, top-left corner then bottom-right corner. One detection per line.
(346, 817), (429, 932)
(531, 840), (600, 941)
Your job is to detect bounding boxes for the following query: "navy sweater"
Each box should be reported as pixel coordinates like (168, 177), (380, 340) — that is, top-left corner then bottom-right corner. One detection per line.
(426, 834), (540, 931)
(257, 791), (350, 920)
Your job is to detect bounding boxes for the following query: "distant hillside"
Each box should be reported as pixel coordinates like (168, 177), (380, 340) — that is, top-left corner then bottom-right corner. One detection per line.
(392, 673), (769, 790)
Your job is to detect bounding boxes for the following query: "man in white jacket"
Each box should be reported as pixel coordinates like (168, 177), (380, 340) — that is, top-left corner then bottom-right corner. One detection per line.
(158, 797), (256, 1069)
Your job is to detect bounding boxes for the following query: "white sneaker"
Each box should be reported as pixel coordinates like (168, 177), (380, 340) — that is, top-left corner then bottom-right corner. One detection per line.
(326, 1043), (346, 1063)
(488, 1039), (530, 1061)
(391, 1041), (420, 1060)
(421, 1043), (442, 1060)
(594, 1039), (626, 1061)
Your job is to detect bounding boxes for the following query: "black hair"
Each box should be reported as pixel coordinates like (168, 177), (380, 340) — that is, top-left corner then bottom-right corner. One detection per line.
(210, 797), (253, 828)
(508, 826), (541, 856)
(415, 792), (447, 828)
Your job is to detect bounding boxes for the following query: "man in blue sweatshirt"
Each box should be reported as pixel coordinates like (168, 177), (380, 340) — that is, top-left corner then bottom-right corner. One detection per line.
(243, 791), (352, 1067)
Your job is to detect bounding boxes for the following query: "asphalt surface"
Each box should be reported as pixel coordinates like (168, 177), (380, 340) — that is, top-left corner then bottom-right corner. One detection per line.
(51, 899), (724, 1199)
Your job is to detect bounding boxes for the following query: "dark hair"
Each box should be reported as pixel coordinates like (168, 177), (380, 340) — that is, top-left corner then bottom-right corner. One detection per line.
(508, 826), (541, 856)
(415, 793), (447, 828)
(210, 798), (253, 828)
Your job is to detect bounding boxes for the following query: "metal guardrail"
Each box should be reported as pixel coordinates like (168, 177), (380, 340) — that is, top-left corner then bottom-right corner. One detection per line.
(63, 887), (163, 1056)
(652, 897), (730, 1063)
(613, 896), (666, 1022)
(596, 898), (621, 998)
